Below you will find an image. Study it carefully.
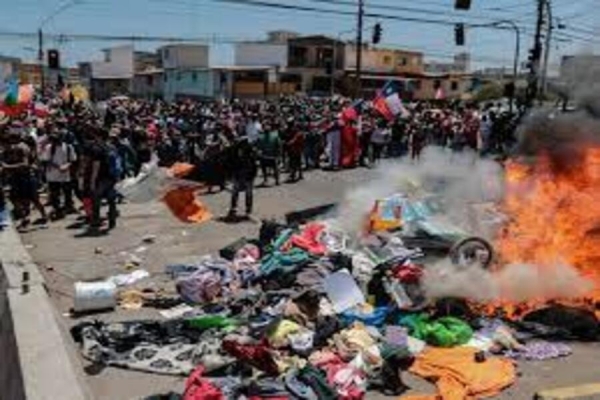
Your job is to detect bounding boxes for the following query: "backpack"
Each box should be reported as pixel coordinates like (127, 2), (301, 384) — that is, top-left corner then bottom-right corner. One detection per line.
(107, 145), (124, 180)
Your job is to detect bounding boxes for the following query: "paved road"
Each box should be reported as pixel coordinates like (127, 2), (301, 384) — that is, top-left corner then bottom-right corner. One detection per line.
(20, 165), (600, 400)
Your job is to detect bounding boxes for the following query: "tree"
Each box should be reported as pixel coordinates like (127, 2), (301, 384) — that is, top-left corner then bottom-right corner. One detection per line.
(473, 82), (504, 102)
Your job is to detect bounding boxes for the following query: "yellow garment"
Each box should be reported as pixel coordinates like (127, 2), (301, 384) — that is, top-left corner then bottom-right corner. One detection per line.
(333, 323), (377, 361)
(401, 347), (516, 400)
(268, 319), (301, 348)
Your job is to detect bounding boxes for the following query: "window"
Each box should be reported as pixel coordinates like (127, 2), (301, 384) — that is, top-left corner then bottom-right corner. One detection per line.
(383, 55), (392, 65)
(104, 51), (111, 63)
(192, 72), (198, 82)
(451, 81), (459, 91)
(146, 75), (153, 85)
(398, 57), (408, 66)
(176, 72), (182, 81)
(164, 49), (170, 60)
(164, 74), (168, 82)
(413, 80), (422, 90)
(434, 79), (442, 89)
(289, 46), (308, 67)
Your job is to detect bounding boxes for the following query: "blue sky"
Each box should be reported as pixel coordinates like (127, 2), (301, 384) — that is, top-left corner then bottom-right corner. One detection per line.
(0, 0), (598, 74)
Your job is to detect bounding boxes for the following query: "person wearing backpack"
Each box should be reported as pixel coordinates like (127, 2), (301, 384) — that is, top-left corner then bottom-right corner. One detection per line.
(41, 130), (77, 219)
(89, 128), (120, 230)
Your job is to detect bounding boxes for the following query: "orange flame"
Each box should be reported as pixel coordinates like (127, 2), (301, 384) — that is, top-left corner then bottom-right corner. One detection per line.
(481, 148), (600, 318)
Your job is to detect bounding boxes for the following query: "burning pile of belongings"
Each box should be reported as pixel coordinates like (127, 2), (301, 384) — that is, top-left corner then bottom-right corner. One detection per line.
(70, 189), (600, 400)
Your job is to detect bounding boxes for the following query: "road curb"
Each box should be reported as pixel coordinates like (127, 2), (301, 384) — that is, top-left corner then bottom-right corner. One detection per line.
(0, 223), (90, 400)
(535, 383), (600, 399)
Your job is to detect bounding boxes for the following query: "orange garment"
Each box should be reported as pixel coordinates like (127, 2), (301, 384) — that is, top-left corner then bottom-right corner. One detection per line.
(401, 347), (516, 400)
(169, 162), (196, 178)
(162, 187), (211, 224)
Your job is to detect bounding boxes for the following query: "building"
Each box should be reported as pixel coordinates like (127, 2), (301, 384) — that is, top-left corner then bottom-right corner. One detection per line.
(163, 66), (291, 101)
(133, 68), (164, 100)
(285, 35), (345, 94)
(18, 62), (43, 86)
(79, 45), (135, 100)
(345, 45), (423, 75)
(159, 44), (209, 70)
(235, 42), (288, 68)
(0, 55), (20, 82)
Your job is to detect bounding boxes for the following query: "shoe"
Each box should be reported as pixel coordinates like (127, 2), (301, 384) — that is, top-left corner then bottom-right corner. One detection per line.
(32, 218), (47, 226)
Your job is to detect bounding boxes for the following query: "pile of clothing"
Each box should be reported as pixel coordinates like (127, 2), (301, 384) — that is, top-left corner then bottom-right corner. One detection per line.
(72, 220), (592, 400)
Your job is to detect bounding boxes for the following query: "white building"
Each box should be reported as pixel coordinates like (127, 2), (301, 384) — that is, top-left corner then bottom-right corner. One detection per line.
(159, 44), (209, 70)
(234, 42), (288, 68)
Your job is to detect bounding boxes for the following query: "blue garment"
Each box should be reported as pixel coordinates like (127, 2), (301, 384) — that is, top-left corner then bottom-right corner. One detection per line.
(340, 306), (390, 327)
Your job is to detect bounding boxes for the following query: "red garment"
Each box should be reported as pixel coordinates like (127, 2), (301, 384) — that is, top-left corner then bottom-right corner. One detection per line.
(222, 339), (280, 376)
(341, 125), (359, 168)
(392, 263), (423, 284)
(290, 222), (327, 255)
(184, 366), (224, 400)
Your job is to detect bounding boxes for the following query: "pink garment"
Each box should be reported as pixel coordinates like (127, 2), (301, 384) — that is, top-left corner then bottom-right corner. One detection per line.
(290, 223), (327, 255)
(311, 351), (366, 400)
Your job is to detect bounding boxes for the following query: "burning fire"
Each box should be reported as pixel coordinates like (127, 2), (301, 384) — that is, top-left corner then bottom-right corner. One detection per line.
(489, 147), (600, 317)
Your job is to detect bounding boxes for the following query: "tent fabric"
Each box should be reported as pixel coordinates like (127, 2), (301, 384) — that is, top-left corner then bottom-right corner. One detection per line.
(162, 187), (211, 224)
(402, 347), (516, 400)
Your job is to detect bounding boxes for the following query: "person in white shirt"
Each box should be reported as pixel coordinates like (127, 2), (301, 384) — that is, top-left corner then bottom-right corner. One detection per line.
(245, 115), (262, 143)
(370, 120), (391, 164)
(41, 133), (77, 219)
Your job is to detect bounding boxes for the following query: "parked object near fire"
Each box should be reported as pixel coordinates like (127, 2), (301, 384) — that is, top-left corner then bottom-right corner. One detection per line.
(367, 192), (494, 270)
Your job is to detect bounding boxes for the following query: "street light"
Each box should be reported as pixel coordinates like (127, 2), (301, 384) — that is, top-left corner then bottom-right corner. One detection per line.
(38, 0), (82, 91)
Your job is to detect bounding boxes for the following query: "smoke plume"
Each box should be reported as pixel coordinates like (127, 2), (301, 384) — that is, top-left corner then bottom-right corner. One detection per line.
(422, 260), (594, 303)
(336, 146), (504, 237)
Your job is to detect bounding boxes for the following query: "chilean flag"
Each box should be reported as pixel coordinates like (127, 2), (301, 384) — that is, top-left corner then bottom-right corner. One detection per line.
(373, 81), (406, 121)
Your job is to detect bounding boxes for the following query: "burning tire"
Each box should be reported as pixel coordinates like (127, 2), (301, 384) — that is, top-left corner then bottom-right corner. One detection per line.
(449, 237), (494, 270)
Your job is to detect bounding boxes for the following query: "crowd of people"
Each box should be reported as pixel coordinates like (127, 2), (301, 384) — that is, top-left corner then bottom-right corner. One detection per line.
(0, 93), (518, 232)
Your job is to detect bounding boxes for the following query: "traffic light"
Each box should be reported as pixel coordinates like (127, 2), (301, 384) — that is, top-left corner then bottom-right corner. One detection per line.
(373, 23), (382, 44)
(455, 0), (471, 10)
(47, 49), (60, 69)
(455, 23), (465, 46)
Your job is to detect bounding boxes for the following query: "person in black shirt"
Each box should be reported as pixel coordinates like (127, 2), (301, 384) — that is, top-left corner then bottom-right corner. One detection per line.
(89, 128), (119, 230)
(227, 137), (257, 218)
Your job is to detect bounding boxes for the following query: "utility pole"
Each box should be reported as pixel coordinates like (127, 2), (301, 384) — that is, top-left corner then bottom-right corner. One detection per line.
(526, 0), (545, 107)
(540, 0), (552, 101)
(355, 0), (364, 98)
(38, 28), (45, 92)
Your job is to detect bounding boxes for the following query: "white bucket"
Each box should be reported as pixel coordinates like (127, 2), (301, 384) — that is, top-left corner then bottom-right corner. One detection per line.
(73, 281), (117, 313)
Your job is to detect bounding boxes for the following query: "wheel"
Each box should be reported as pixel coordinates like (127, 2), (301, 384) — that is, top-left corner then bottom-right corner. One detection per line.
(449, 236), (494, 270)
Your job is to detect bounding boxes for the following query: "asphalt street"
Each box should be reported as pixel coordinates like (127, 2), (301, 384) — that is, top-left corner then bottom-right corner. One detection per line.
(20, 164), (600, 400)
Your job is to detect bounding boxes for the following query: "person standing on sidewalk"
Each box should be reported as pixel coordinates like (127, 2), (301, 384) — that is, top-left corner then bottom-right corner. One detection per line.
(41, 132), (77, 220)
(227, 137), (257, 219)
(2, 132), (48, 229)
(257, 122), (281, 186)
(89, 129), (121, 230)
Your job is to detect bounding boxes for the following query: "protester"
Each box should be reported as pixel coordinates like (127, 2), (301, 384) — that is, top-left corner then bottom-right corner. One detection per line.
(2, 132), (47, 229)
(41, 131), (76, 219)
(88, 128), (120, 230)
(257, 122), (281, 186)
(227, 137), (257, 218)
(0, 91), (520, 232)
